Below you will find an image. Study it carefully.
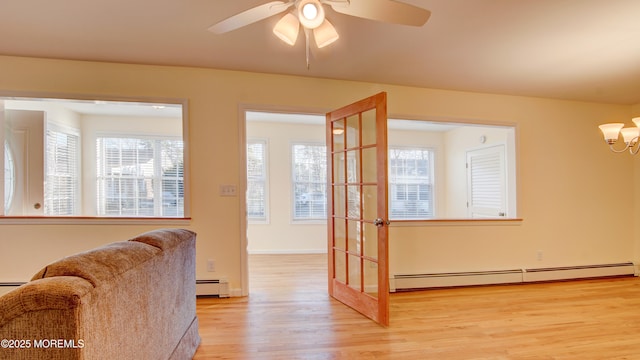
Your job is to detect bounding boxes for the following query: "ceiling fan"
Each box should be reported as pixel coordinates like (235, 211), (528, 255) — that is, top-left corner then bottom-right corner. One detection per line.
(208, 0), (431, 68)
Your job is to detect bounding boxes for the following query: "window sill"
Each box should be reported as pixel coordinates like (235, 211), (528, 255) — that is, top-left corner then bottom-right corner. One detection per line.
(390, 218), (523, 227)
(0, 216), (192, 225)
(291, 219), (327, 225)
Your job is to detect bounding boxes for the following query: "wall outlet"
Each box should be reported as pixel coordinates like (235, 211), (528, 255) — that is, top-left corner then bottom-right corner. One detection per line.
(536, 250), (543, 261)
(207, 259), (215, 272)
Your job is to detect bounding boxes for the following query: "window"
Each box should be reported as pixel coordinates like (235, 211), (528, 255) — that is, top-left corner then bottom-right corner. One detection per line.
(388, 147), (434, 220)
(96, 137), (184, 217)
(246, 140), (268, 222)
(0, 96), (186, 220)
(292, 143), (327, 220)
(44, 126), (80, 215)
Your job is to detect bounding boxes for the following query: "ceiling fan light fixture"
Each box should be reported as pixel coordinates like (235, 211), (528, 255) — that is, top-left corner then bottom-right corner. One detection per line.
(302, 3), (318, 20)
(273, 13), (300, 45)
(314, 19), (339, 48)
(298, 0), (325, 29)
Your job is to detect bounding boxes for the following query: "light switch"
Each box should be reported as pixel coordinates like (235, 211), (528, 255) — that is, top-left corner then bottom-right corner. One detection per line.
(219, 184), (237, 197)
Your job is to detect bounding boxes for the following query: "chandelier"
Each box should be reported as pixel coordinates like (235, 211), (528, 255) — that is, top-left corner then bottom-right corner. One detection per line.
(599, 118), (640, 154)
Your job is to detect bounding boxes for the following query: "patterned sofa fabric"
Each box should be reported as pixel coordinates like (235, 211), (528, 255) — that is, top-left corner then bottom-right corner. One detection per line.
(0, 228), (200, 360)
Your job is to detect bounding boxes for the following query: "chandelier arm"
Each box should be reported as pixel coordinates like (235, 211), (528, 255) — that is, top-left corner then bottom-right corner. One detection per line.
(608, 143), (632, 153)
(630, 138), (640, 155)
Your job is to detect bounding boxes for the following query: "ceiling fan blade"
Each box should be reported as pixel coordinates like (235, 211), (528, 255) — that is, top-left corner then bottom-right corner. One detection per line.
(208, 1), (293, 34)
(327, 0), (430, 27)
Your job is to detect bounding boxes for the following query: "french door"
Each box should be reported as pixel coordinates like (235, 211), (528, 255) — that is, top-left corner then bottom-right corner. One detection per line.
(326, 92), (389, 326)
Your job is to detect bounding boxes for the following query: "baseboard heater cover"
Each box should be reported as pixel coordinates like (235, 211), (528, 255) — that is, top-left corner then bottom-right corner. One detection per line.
(0, 282), (27, 296)
(393, 262), (636, 291)
(522, 262), (635, 283)
(394, 269), (523, 290)
(196, 279), (229, 298)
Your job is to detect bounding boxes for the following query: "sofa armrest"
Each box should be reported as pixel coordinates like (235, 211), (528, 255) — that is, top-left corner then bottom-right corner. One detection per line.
(0, 276), (92, 328)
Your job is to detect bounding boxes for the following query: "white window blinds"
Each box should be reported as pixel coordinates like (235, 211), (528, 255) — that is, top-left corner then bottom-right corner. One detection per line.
(388, 147), (434, 219)
(247, 140), (267, 221)
(96, 137), (184, 217)
(292, 143), (327, 220)
(44, 127), (79, 215)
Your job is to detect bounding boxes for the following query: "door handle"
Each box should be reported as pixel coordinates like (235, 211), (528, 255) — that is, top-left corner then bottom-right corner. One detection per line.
(373, 218), (386, 227)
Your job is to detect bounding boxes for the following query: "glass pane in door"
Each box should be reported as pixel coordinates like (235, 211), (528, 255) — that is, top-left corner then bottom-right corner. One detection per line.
(348, 254), (362, 291)
(363, 259), (378, 298)
(347, 219), (360, 254)
(334, 218), (346, 251)
(333, 152), (345, 184)
(335, 251), (346, 283)
(363, 222), (378, 259)
(362, 147), (377, 183)
(361, 109), (377, 146)
(334, 185), (346, 218)
(346, 115), (360, 149)
(333, 119), (345, 151)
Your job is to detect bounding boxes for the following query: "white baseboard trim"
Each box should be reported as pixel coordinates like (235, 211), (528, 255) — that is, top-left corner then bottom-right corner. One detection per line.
(0, 282), (26, 296)
(392, 262), (636, 292)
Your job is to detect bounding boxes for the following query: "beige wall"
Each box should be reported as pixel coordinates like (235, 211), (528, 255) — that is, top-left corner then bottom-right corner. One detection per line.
(0, 55), (636, 296)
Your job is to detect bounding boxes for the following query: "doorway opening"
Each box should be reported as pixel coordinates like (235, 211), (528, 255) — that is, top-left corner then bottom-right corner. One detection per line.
(244, 110), (328, 296)
(240, 109), (518, 295)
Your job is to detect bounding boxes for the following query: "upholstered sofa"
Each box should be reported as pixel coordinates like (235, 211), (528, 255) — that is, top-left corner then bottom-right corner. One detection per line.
(0, 228), (200, 360)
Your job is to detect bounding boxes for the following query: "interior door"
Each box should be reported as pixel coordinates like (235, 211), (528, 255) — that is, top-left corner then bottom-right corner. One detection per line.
(4, 109), (45, 216)
(466, 144), (507, 218)
(326, 92), (389, 326)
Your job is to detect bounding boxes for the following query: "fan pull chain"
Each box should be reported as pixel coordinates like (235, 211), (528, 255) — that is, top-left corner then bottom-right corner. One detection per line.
(305, 28), (311, 69)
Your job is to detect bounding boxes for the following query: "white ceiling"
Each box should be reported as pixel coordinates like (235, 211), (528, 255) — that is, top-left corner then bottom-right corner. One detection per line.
(2, 0), (640, 105)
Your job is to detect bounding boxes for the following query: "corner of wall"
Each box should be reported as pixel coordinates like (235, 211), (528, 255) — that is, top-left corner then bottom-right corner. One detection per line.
(634, 159), (640, 264)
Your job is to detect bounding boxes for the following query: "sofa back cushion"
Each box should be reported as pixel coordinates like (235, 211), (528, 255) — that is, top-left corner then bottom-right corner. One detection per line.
(31, 241), (160, 287)
(130, 228), (196, 251)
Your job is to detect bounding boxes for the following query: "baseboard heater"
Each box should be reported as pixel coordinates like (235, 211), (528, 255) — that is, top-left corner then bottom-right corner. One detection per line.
(196, 279), (230, 298)
(522, 262), (636, 283)
(0, 282), (26, 294)
(392, 262), (636, 292)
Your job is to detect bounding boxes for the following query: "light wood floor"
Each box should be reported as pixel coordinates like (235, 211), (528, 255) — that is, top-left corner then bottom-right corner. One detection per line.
(194, 254), (640, 359)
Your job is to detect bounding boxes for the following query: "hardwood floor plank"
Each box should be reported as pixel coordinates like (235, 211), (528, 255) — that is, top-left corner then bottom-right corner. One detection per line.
(194, 254), (640, 359)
